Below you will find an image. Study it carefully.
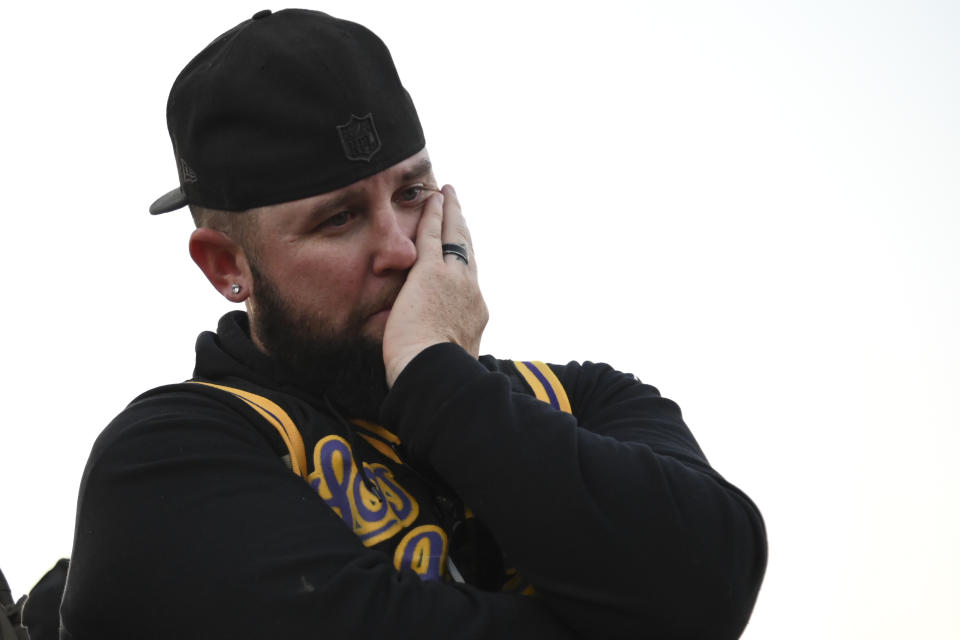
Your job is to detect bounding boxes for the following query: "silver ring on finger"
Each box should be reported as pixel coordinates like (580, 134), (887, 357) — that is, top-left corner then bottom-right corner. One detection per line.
(441, 243), (469, 265)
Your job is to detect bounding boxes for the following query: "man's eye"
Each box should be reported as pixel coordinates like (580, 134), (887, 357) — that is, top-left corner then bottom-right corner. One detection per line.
(319, 211), (352, 229)
(393, 183), (435, 206)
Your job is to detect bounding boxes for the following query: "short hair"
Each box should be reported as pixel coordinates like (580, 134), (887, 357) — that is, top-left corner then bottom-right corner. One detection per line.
(189, 204), (258, 253)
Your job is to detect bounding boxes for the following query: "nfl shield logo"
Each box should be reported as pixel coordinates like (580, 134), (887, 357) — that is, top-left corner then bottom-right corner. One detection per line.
(337, 113), (382, 162)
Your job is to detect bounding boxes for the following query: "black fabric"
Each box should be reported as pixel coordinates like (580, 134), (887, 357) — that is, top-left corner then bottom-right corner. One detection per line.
(150, 9), (425, 214)
(0, 567), (28, 640)
(61, 311), (767, 639)
(21, 559), (69, 640)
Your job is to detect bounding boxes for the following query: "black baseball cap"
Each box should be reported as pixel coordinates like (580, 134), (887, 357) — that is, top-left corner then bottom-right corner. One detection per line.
(149, 9), (425, 215)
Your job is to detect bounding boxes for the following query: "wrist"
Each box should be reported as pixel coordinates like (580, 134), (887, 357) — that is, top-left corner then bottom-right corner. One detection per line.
(385, 340), (443, 388)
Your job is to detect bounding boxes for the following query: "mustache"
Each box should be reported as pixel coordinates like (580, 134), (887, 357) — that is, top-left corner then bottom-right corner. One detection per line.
(359, 279), (405, 319)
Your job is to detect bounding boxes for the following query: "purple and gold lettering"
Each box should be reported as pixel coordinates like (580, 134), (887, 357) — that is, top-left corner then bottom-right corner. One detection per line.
(311, 436), (354, 526)
(368, 464), (414, 522)
(308, 436), (420, 547)
(393, 525), (448, 581)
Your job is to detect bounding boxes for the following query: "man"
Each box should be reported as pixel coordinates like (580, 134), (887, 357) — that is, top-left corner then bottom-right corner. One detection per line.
(61, 9), (766, 639)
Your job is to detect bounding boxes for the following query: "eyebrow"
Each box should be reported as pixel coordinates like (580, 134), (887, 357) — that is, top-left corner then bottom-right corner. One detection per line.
(302, 158), (435, 222)
(310, 191), (355, 217)
(401, 158), (433, 183)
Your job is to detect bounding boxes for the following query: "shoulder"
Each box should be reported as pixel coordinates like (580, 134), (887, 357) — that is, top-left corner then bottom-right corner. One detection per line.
(87, 381), (291, 474)
(479, 354), (666, 411)
(480, 354), (645, 387)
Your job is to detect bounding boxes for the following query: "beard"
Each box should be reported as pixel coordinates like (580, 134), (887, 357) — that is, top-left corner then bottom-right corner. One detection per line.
(248, 261), (394, 420)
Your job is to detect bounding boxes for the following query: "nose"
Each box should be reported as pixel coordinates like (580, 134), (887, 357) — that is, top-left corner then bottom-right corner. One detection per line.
(370, 204), (417, 275)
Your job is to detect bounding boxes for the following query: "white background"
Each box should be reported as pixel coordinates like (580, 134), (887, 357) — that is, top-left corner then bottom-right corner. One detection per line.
(2, 1), (958, 638)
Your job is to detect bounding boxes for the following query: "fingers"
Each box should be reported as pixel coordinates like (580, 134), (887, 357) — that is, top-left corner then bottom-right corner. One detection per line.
(414, 189), (444, 263)
(413, 184), (476, 269)
(438, 185), (476, 270)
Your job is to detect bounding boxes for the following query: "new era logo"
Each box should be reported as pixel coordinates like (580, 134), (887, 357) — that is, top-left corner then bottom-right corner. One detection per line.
(337, 113), (381, 162)
(179, 158), (198, 184)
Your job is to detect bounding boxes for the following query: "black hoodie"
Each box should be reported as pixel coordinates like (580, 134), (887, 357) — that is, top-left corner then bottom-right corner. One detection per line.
(61, 311), (766, 639)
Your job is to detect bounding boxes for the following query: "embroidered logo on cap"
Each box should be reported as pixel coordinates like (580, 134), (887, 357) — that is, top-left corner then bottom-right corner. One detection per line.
(337, 113), (381, 162)
(179, 158), (198, 184)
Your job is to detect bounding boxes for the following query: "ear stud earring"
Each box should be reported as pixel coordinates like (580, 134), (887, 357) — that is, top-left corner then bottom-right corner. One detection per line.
(231, 284), (241, 295)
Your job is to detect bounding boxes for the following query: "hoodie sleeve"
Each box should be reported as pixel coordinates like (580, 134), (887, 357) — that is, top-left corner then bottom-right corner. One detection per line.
(381, 343), (767, 640)
(60, 388), (577, 640)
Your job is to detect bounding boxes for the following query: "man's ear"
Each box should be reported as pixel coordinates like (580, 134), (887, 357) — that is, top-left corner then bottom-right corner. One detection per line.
(188, 228), (251, 301)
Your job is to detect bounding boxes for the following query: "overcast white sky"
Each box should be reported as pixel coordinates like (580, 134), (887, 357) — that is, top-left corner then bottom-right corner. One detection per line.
(2, 1), (958, 638)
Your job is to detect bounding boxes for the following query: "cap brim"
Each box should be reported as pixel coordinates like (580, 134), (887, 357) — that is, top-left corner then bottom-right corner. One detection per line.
(149, 187), (188, 215)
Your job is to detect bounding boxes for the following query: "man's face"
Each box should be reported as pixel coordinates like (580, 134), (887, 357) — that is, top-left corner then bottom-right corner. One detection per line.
(244, 149), (434, 343)
(238, 150), (435, 408)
